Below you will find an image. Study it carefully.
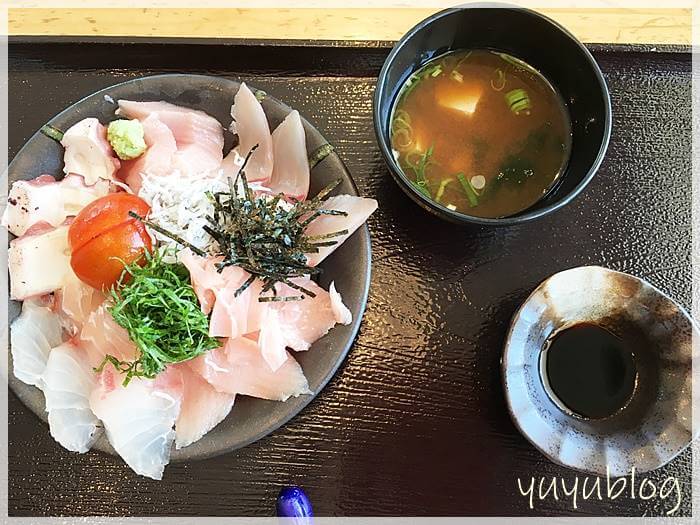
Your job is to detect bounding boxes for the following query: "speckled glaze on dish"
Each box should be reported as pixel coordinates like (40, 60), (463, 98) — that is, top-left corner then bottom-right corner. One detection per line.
(502, 266), (697, 476)
(6, 74), (372, 461)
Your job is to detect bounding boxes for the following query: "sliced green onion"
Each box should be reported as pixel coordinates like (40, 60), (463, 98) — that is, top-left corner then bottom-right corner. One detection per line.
(413, 180), (432, 199)
(505, 89), (531, 115)
(435, 179), (452, 202)
(456, 173), (478, 207)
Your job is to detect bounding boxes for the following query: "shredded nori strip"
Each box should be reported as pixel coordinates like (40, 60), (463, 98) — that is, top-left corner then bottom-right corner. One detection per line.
(132, 144), (348, 301)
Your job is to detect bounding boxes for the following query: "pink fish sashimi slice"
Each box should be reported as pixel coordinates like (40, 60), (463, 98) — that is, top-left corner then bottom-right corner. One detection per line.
(9, 223), (74, 300)
(190, 337), (311, 402)
(270, 278), (351, 353)
(61, 118), (120, 185)
(80, 302), (138, 370)
(119, 114), (178, 194)
(117, 100), (224, 176)
(173, 362), (235, 449)
(303, 194), (378, 267)
(179, 249), (264, 338)
(268, 110), (310, 201)
(227, 83), (273, 183)
(90, 366), (183, 480)
(2, 173), (111, 237)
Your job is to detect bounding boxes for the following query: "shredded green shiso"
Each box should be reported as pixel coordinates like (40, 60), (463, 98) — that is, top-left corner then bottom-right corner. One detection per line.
(97, 249), (220, 385)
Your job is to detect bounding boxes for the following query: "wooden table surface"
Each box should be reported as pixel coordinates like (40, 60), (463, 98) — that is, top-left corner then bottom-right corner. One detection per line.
(8, 7), (692, 45)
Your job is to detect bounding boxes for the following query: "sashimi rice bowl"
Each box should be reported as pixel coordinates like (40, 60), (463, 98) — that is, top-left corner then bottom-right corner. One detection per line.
(5, 78), (377, 480)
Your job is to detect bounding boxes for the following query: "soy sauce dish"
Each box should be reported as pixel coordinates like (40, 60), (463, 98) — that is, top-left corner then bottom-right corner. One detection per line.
(502, 267), (697, 476)
(373, 5), (612, 225)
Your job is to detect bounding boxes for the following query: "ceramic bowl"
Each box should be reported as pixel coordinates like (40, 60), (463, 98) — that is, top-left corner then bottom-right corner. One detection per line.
(373, 4), (612, 225)
(502, 266), (697, 476)
(7, 74), (372, 461)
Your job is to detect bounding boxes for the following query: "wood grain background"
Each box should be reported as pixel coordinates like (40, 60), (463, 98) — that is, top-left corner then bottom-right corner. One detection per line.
(7, 41), (692, 517)
(8, 8), (692, 45)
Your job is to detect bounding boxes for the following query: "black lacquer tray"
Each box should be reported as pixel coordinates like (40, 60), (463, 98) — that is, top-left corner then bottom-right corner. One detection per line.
(8, 38), (692, 517)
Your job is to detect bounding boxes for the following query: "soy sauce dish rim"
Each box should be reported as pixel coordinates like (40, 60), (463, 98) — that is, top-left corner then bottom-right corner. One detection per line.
(373, 4), (613, 226)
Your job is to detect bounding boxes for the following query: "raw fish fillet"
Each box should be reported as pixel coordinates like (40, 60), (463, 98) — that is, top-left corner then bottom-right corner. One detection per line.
(61, 118), (120, 185)
(80, 302), (138, 369)
(329, 281), (353, 325)
(303, 194), (378, 266)
(119, 114), (178, 194)
(190, 337), (311, 402)
(226, 83), (273, 183)
(117, 100), (224, 178)
(2, 174), (110, 236)
(90, 366), (183, 480)
(271, 278), (350, 352)
(9, 223), (73, 300)
(43, 341), (102, 453)
(174, 362), (235, 449)
(55, 272), (106, 335)
(268, 110), (310, 201)
(179, 249), (264, 338)
(10, 298), (63, 388)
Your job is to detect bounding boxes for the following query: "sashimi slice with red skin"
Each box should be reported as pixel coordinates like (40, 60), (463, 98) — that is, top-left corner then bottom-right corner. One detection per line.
(117, 100), (224, 178)
(268, 110), (310, 201)
(190, 337), (311, 402)
(61, 118), (120, 185)
(173, 362), (235, 449)
(119, 114), (178, 194)
(2, 173), (111, 237)
(226, 83), (273, 183)
(303, 194), (378, 267)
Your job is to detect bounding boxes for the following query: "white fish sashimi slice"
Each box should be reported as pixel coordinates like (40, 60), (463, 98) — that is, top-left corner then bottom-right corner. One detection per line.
(228, 83), (273, 183)
(174, 363), (235, 449)
(329, 281), (353, 325)
(80, 302), (138, 369)
(9, 223), (74, 300)
(61, 118), (120, 185)
(2, 173), (111, 236)
(90, 367), (183, 480)
(303, 194), (378, 267)
(269, 110), (310, 201)
(10, 298), (63, 388)
(55, 271), (106, 335)
(43, 342), (102, 453)
(119, 114), (178, 194)
(117, 100), (224, 176)
(191, 337), (311, 401)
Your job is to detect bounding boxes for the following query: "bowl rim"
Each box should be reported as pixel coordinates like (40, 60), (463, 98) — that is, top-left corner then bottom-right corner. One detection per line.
(372, 3), (613, 226)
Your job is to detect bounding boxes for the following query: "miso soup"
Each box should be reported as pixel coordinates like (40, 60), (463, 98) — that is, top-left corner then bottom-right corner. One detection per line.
(390, 49), (572, 218)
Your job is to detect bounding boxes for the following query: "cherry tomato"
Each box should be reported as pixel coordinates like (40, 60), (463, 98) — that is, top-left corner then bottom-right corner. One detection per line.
(69, 193), (152, 290)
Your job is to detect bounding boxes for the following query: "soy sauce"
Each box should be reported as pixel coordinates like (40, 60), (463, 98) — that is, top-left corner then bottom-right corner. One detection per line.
(543, 323), (637, 419)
